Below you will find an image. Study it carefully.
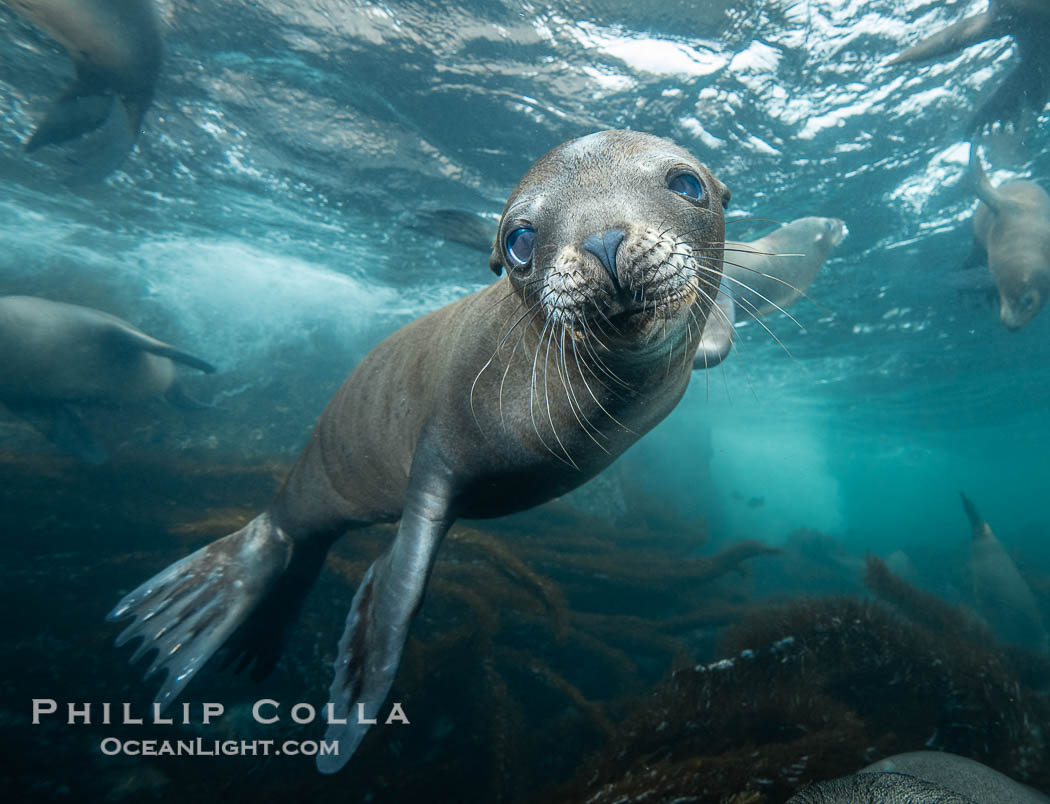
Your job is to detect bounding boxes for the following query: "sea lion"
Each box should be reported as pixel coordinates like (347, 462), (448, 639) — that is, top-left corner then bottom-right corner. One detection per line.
(960, 492), (1048, 653)
(692, 216), (845, 370)
(969, 146), (1050, 330)
(887, 0), (1050, 133)
(106, 130), (730, 773)
(1, 0), (162, 181)
(0, 295), (215, 463)
(862, 752), (1050, 804)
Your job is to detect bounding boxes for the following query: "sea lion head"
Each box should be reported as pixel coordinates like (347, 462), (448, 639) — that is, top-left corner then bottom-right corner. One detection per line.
(805, 216), (847, 252)
(489, 130), (729, 358)
(995, 249), (1050, 331)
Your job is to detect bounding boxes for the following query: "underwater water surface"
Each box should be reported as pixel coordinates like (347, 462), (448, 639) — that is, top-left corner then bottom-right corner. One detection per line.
(0, 1), (1048, 802)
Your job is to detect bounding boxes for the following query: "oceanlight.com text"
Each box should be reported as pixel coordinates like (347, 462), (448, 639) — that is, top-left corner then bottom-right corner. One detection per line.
(99, 737), (338, 758)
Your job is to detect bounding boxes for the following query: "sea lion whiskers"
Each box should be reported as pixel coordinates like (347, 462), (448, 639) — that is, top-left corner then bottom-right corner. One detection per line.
(555, 318), (610, 454)
(527, 314), (578, 469)
(715, 263), (809, 331)
(682, 252), (807, 334)
(470, 292), (546, 428)
(541, 314), (579, 468)
(497, 293), (553, 428)
(568, 325), (635, 435)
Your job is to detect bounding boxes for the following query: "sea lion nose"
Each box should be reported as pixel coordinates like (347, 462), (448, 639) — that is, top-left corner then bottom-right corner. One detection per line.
(582, 228), (626, 288)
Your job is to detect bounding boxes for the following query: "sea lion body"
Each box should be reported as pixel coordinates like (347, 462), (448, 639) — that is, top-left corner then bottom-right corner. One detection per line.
(970, 152), (1050, 330)
(726, 216), (845, 317)
(888, 0), (1050, 133)
(2, 0), (161, 179)
(960, 493), (1048, 653)
(108, 130), (729, 773)
(0, 295), (214, 462)
(692, 216), (845, 369)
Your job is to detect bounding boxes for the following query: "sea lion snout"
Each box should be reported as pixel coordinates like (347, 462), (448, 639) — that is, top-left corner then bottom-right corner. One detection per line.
(581, 228), (627, 287)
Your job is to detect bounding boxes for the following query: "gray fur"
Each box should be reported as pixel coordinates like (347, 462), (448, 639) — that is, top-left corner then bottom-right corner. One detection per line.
(862, 752), (1050, 804)
(789, 772), (977, 803)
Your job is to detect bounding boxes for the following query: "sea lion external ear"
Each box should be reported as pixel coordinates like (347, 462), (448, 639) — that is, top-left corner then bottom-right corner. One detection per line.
(721, 183), (731, 210)
(489, 250), (504, 276)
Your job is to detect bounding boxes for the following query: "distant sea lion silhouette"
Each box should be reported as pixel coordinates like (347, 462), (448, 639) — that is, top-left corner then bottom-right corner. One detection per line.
(105, 130), (731, 773)
(968, 145), (1050, 330)
(960, 492), (1048, 654)
(888, 0), (1050, 133)
(2, 0), (162, 181)
(693, 216), (846, 370)
(0, 295), (215, 463)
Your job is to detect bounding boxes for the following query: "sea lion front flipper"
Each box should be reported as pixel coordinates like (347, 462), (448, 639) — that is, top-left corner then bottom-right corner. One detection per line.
(104, 323), (217, 374)
(693, 277), (736, 370)
(9, 402), (108, 465)
(106, 512), (303, 708)
(887, 10), (1000, 66)
(318, 461), (455, 774)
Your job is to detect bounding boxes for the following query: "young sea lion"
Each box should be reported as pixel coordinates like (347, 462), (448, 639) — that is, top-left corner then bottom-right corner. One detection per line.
(107, 130), (731, 772)
(969, 146), (1050, 330)
(0, 295), (214, 463)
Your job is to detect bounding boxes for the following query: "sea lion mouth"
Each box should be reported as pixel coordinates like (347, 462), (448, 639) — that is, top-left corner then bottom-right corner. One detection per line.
(599, 283), (704, 336)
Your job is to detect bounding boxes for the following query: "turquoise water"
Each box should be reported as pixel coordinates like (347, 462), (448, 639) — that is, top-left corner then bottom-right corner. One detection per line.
(1, 1), (1048, 802)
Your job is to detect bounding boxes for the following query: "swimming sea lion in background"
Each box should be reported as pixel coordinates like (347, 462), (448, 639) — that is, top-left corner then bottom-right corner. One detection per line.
(960, 492), (1048, 654)
(692, 216), (846, 370)
(887, 0), (1050, 133)
(106, 130), (730, 773)
(862, 752), (1050, 804)
(0, 295), (215, 464)
(2, 0), (162, 181)
(969, 146), (1050, 330)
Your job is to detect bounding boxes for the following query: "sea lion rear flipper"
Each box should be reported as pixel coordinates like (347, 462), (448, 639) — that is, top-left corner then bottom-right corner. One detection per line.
(105, 323), (217, 374)
(959, 491), (990, 541)
(693, 278), (736, 370)
(319, 461), (454, 773)
(25, 66), (115, 153)
(106, 513), (304, 708)
(411, 209), (498, 254)
(11, 402), (107, 465)
(59, 97), (138, 185)
(164, 382), (215, 410)
(968, 144), (1012, 215)
(887, 10), (1000, 66)
(967, 46), (1050, 134)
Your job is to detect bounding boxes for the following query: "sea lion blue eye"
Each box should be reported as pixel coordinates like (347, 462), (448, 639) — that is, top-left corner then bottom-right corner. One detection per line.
(668, 172), (704, 200)
(506, 227), (536, 266)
